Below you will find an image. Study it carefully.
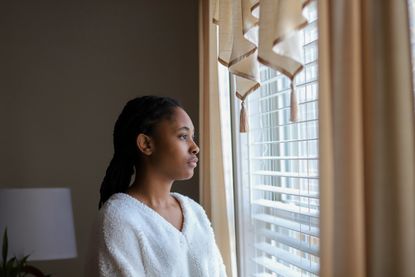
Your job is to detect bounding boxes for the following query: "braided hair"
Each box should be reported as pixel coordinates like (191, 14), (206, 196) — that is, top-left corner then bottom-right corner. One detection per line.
(98, 95), (181, 209)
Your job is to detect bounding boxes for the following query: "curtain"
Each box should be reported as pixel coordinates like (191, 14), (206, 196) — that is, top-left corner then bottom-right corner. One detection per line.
(319, 0), (415, 276)
(199, 1), (238, 276)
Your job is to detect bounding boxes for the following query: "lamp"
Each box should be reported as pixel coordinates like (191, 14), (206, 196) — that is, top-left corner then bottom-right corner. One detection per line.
(0, 188), (77, 276)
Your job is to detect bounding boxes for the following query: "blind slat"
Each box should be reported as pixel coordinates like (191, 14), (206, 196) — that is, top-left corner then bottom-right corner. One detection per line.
(258, 228), (319, 256)
(251, 155), (318, 160)
(252, 170), (318, 179)
(253, 256), (298, 277)
(254, 254), (312, 277)
(252, 184), (319, 199)
(252, 199), (319, 218)
(251, 137), (318, 145)
(255, 242), (320, 274)
(254, 273), (274, 277)
(249, 99), (318, 117)
(253, 213), (319, 237)
(249, 118), (318, 131)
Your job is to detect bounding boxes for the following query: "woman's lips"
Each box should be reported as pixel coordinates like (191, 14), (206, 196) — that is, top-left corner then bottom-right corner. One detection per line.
(188, 158), (198, 167)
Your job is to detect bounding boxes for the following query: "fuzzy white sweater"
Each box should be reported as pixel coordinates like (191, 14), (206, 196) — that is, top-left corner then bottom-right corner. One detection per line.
(85, 192), (227, 277)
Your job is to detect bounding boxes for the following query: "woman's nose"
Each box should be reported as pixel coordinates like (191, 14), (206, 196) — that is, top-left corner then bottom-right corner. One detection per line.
(191, 142), (200, 155)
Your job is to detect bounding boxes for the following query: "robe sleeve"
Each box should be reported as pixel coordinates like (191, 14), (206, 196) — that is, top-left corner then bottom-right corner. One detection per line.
(96, 209), (147, 277)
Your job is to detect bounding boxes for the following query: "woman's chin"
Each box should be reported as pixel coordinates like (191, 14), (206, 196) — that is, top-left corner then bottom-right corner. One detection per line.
(177, 169), (195, 180)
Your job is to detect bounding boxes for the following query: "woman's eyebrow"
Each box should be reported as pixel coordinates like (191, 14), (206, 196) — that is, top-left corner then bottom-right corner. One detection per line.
(177, 126), (195, 132)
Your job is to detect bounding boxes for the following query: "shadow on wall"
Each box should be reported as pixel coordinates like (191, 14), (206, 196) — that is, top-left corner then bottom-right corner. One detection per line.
(0, 1), (199, 276)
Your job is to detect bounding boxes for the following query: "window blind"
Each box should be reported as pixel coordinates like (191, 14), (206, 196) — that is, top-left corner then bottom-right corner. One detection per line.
(236, 2), (319, 276)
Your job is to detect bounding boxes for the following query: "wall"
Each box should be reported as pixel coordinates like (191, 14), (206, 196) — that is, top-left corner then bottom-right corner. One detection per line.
(0, 1), (199, 276)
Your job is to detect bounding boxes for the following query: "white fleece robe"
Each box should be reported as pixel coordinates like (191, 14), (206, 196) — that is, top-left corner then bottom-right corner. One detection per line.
(85, 192), (227, 277)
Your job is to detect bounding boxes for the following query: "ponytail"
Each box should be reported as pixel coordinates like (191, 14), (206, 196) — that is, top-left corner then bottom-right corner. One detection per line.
(98, 155), (135, 209)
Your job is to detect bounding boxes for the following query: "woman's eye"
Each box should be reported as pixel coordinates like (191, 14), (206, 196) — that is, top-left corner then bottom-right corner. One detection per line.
(179, 134), (188, 140)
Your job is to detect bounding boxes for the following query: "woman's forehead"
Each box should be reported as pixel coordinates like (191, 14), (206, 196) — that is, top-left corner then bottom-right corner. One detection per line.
(158, 108), (195, 132)
(170, 108), (194, 130)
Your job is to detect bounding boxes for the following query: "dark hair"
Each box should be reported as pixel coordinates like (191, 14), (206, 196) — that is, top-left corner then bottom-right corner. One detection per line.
(98, 95), (181, 209)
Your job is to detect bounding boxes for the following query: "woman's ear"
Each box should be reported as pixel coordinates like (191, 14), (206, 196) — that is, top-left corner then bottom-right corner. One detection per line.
(136, 134), (153, 156)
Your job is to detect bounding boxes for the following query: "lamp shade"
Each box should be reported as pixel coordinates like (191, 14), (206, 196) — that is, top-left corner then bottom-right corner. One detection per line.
(0, 188), (77, 261)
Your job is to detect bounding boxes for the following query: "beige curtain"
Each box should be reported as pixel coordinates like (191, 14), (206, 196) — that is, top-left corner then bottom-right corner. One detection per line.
(319, 0), (415, 276)
(199, 1), (238, 276)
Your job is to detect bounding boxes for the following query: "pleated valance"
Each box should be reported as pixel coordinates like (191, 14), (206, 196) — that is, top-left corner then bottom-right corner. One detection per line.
(213, 0), (312, 132)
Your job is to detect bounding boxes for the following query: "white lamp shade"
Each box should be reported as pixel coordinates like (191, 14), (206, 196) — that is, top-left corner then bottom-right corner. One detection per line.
(0, 188), (77, 261)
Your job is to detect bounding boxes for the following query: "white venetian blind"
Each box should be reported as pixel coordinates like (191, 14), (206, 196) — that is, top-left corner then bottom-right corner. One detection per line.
(234, 2), (319, 276)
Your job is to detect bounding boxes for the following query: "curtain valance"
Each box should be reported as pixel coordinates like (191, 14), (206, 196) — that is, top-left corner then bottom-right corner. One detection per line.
(213, 0), (311, 132)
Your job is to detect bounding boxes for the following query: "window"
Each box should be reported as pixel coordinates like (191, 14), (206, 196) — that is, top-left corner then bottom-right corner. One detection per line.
(230, 2), (320, 276)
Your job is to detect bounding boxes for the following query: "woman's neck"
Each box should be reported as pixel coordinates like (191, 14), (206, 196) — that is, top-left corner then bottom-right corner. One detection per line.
(126, 173), (175, 209)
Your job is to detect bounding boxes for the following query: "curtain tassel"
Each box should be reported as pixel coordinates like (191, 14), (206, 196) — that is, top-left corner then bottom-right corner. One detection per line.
(240, 100), (249, 133)
(290, 81), (298, 122)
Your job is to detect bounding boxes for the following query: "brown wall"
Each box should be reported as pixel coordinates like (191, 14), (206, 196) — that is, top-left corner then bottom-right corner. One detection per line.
(0, 1), (199, 276)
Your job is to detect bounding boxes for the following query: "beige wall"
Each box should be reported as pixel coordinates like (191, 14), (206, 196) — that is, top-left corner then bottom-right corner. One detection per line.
(0, 1), (199, 276)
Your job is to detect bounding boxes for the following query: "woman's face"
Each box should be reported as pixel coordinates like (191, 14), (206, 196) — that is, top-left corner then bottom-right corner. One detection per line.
(147, 107), (199, 180)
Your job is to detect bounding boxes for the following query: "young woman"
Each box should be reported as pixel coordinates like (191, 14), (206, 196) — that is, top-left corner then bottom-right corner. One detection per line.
(87, 96), (227, 277)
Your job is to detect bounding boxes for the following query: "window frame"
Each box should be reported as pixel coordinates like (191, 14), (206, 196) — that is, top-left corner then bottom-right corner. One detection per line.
(228, 2), (320, 276)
